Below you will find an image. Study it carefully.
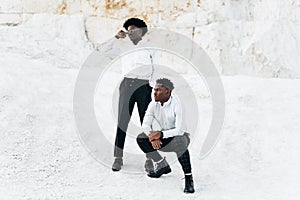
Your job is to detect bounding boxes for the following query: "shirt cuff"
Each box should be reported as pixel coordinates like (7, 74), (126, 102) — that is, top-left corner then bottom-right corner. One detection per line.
(160, 131), (164, 139)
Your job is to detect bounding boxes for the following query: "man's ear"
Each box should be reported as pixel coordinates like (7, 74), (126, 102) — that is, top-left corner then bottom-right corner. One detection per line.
(166, 89), (171, 95)
(138, 28), (143, 36)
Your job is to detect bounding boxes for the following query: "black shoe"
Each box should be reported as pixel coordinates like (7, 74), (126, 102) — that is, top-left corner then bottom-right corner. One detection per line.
(145, 159), (154, 173)
(147, 157), (171, 178)
(184, 175), (195, 193)
(112, 158), (123, 171)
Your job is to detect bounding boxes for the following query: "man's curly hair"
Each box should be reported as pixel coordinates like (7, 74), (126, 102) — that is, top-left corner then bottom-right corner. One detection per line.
(156, 78), (174, 90)
(123, 18), (148, 36)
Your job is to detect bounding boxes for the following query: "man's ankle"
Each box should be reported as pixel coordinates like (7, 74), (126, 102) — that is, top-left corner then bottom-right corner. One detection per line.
(155, 157), (164, 164)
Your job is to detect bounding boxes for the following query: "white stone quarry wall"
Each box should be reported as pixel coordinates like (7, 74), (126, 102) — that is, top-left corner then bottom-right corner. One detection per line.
(1, 0), (300, 78)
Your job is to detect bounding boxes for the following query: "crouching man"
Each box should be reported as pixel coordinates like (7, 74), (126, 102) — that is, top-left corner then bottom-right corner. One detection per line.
(136, 78), (195, 193)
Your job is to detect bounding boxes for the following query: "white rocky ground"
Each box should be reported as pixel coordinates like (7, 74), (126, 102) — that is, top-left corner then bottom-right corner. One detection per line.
(1, 15), (300, 199)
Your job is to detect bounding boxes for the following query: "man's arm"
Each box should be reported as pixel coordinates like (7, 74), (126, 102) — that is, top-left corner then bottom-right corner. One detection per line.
(148, 131), (163, 141)
(142, 103), (163, 149)
(149, 49), (160, 87)
(142, 102), (155, 134)
(96, 30), (126, 57)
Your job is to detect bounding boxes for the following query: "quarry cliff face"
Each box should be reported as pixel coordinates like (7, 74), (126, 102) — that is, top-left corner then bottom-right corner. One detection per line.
(1, 0), (299, 78)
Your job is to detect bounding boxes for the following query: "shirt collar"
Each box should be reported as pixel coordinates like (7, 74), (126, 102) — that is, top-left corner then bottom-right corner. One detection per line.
(125, 37), (144, 46)
(157, 95), (173, 107)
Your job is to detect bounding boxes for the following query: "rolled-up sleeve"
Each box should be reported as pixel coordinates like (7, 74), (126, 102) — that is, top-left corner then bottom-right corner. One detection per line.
(96, 37), (121, 58)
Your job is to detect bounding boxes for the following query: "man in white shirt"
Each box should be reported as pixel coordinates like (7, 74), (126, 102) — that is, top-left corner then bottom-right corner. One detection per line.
(136, 78), (195, 193)
(103, 18), (157, 172)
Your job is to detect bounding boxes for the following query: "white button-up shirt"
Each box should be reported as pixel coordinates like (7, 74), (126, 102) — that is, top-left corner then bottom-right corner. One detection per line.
(97, 37), (159, 82)
(142, 95), (187, 138)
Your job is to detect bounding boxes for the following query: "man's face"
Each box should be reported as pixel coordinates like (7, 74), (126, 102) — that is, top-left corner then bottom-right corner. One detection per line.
(127, 25), (143, 42)
(154, 84), (170, 102)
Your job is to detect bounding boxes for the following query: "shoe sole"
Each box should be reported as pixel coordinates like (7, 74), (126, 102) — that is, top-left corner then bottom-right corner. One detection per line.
(112, 168), (121, 172)
(184, 191), (195, 194)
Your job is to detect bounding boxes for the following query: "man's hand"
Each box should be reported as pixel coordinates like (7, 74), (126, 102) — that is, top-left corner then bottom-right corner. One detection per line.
(151, 139), (162, 150)
(148, 131), (162, 142)
(115, 30), (127, 39)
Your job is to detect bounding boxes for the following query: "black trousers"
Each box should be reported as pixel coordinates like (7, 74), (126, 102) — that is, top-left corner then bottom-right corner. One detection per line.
(136, 132), (192, 174)
(114, 78), (152, 157)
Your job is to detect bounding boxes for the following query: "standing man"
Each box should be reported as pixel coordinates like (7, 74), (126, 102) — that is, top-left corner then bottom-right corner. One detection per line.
(136, 78), (195, 193)
(105, 18), (157, 171)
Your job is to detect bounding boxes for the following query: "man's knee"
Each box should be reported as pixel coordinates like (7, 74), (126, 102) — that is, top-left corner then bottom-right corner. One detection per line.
(172, 135), (189, 153)
(174, 135), (189, 147)
(136, 132), (148, 144)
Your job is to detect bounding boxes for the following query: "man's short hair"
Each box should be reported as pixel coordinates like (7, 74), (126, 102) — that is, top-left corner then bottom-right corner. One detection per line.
(156, 78), (174, 90)
(123, 18), (148, 36)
